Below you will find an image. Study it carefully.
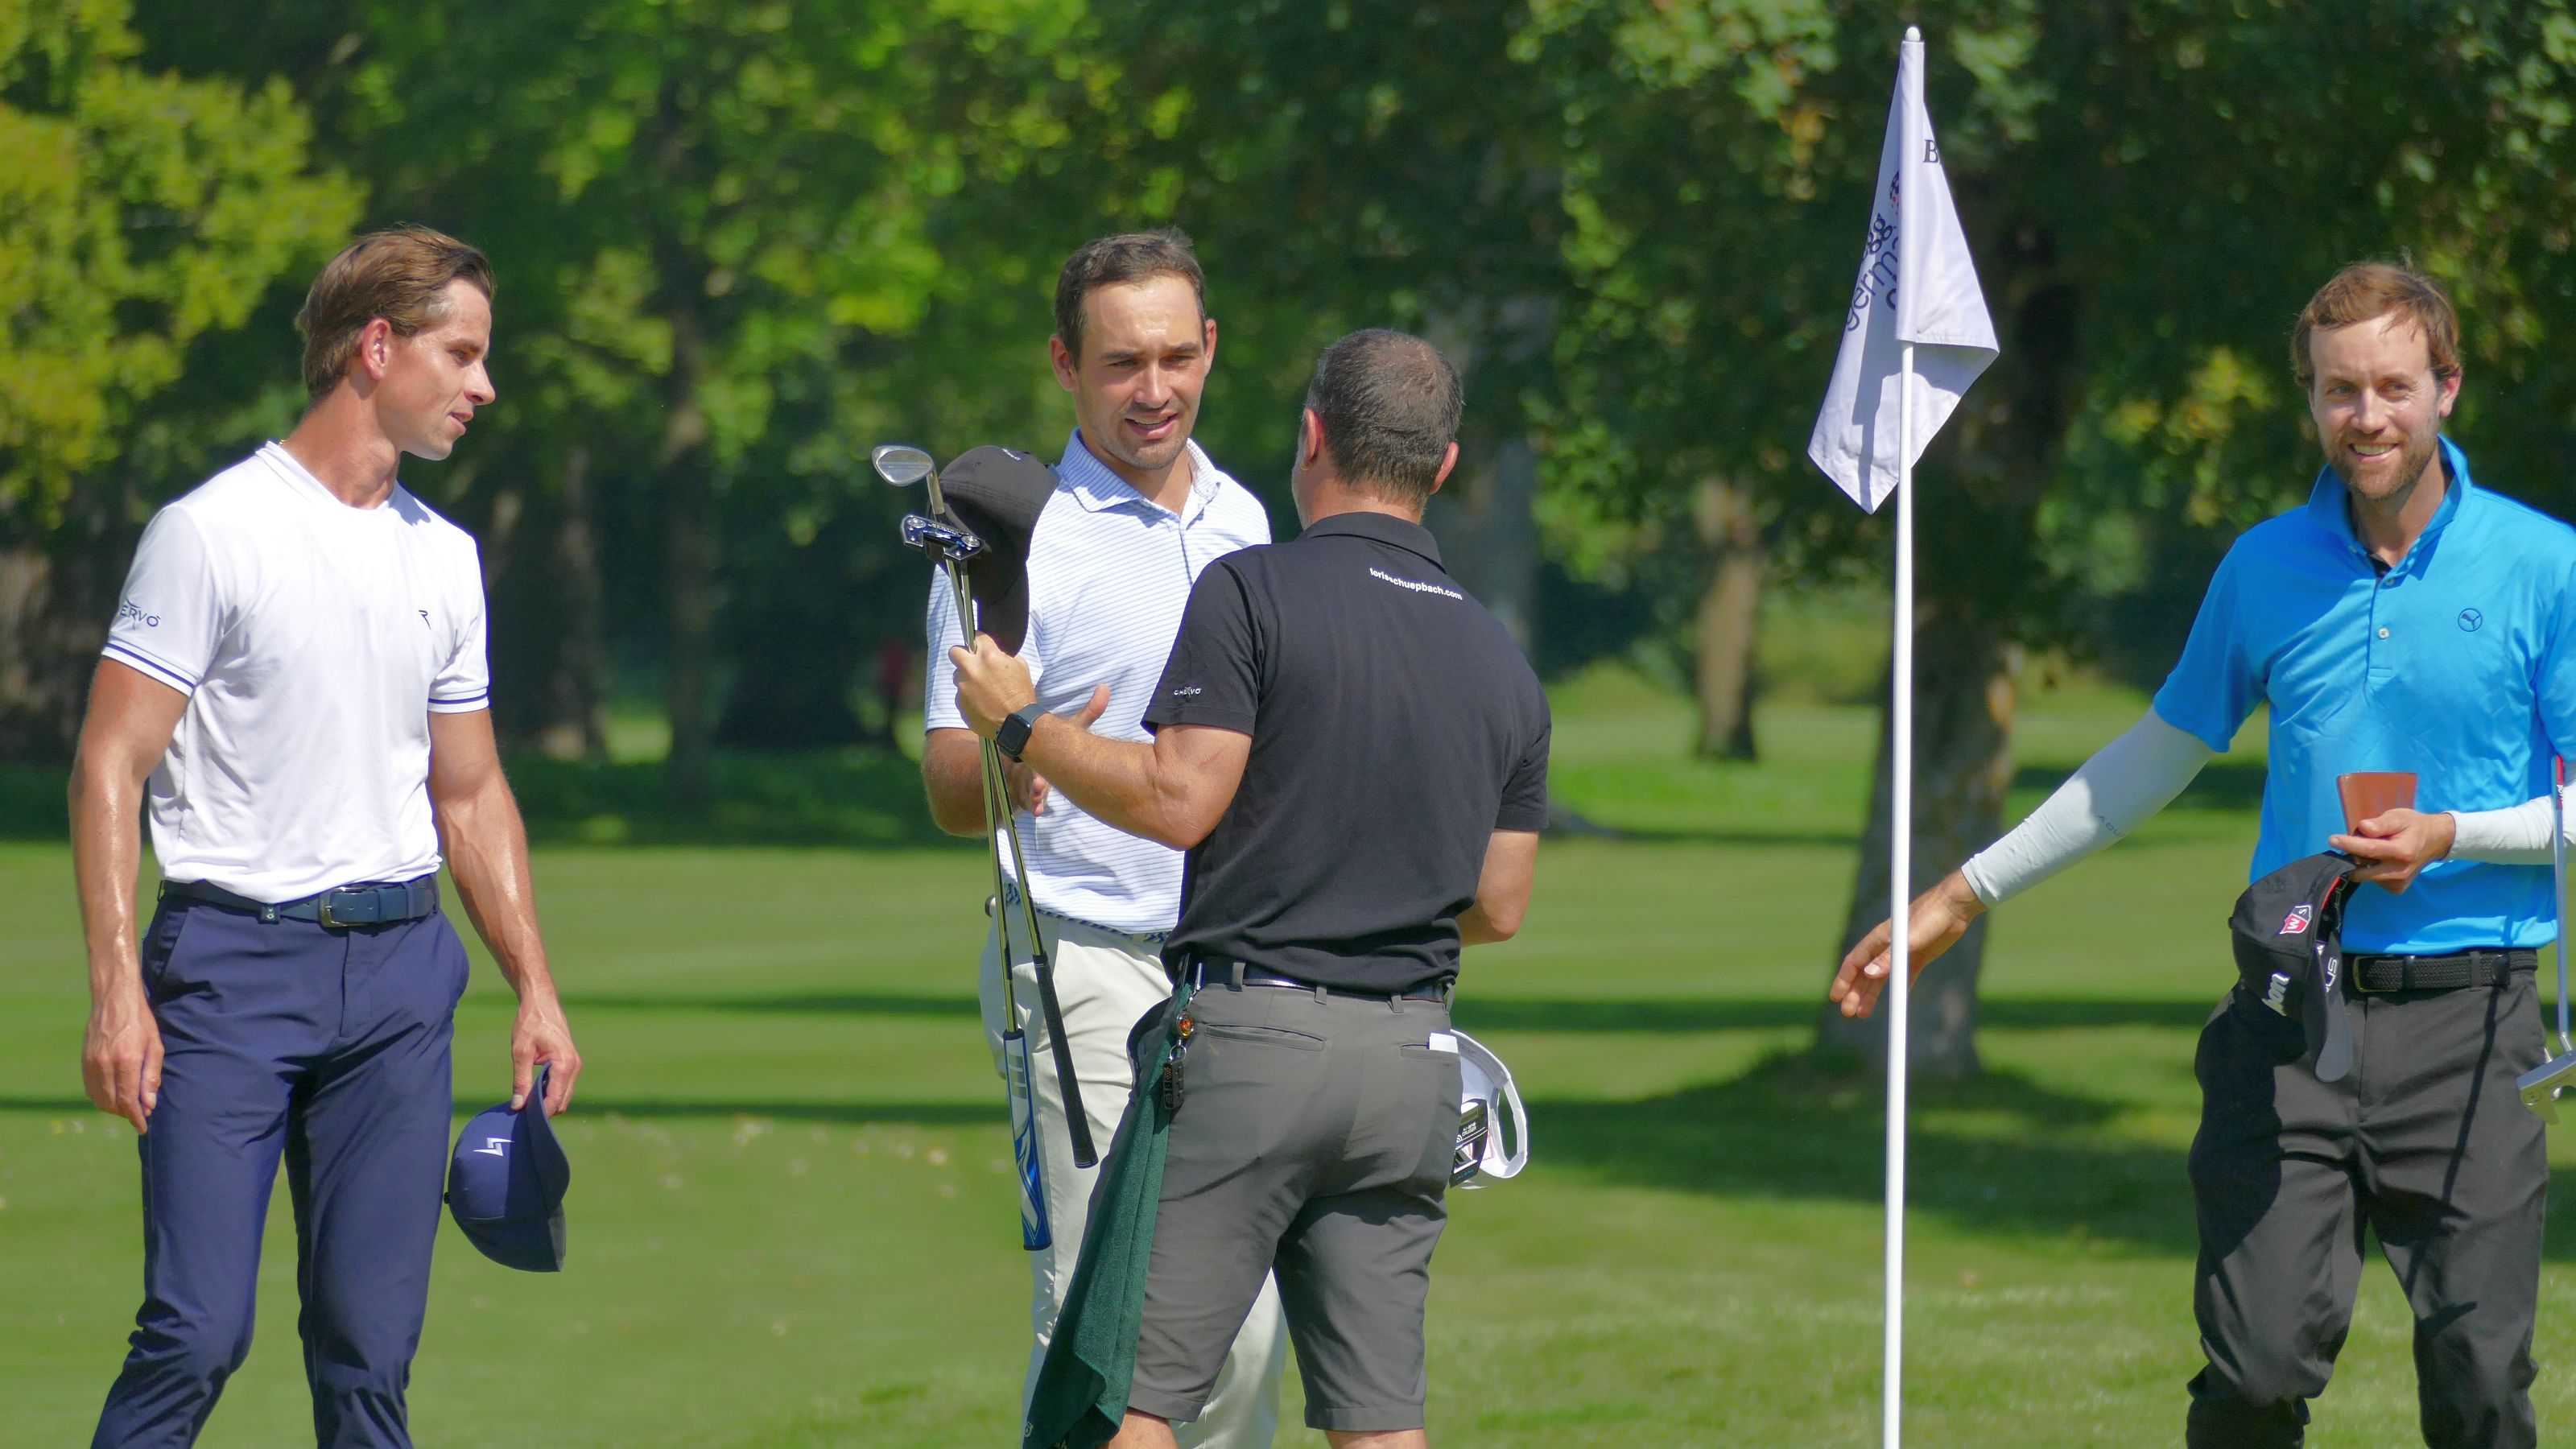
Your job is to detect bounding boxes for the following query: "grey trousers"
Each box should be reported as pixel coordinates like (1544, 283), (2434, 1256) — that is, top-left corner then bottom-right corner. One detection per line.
(2186, 973), (2548, 1448)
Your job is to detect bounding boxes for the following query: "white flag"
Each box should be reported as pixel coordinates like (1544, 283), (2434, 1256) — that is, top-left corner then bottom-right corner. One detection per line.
(1807, 30), (2000, 513)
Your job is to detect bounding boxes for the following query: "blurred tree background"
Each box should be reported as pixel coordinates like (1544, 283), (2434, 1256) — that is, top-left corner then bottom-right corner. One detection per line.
(8, 0), (2576, 1071)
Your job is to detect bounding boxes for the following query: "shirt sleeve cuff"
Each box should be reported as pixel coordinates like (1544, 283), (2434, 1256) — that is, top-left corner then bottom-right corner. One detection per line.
(2149, 697), (2235, 754)
(427, 689), (492, 714)
(102, 640), (199, 695)
(1142, 704), (1255, 735)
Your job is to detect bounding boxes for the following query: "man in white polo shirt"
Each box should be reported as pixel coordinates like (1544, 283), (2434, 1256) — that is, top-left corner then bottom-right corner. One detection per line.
(72, 225), (582, 1448)
(922, 230), (1286, 1446)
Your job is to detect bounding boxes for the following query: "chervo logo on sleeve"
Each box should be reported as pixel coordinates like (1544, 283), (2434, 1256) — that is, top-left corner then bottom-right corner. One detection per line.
(116, 599), (160, 628)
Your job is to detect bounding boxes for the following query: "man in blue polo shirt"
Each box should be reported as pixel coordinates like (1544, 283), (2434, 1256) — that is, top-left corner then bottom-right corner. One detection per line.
(1834, 262), (2576, 1447)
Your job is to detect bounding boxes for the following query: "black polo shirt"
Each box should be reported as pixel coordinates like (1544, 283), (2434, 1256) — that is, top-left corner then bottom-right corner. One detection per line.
(1141, 510), (1550, 993)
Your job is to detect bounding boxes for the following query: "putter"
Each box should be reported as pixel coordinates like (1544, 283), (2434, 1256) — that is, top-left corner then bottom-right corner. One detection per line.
(2517, 756), (2576, 1121)
(876, 444), (1099, 1187)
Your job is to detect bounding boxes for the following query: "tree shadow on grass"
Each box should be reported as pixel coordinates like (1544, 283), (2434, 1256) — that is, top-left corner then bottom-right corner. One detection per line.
(564, 992), (983, 1019)
(1540, 1051), (2576, 1261)
(582, 1099), (1006, 1127)
(1538, 1051), (2198, 1254)
(0, 1094), (1006, 1128)
(2014, 758), (2268, 813)
(556, 993), (2226, 1034)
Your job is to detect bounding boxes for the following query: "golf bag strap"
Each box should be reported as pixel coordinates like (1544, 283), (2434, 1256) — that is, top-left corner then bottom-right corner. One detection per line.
(2348, 948), (2534, 993)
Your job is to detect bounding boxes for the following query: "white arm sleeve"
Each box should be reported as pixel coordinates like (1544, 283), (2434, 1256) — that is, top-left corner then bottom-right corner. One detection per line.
(1959, 709), (2217, 906)
(2447, 786), (2576, 864)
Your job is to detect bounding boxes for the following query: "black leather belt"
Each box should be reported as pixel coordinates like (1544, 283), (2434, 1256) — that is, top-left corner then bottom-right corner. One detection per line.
(2347, 947), (2533, 993)
(1237, 970), (1451, 1004)
(160, 875), (439, 928)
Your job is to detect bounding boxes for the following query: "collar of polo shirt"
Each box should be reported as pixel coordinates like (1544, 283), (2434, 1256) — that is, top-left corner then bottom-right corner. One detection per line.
(2302, 435), (2472, 574)
(1062, 429), (1219, 520)
(1297, 510), (1446, 570)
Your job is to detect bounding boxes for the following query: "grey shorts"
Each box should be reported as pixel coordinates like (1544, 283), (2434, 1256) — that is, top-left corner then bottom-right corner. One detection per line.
(1126, 978), (1462, 1434)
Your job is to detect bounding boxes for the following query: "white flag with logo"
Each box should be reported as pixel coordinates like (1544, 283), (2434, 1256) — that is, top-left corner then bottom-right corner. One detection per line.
(1806, 31), (1999, 513)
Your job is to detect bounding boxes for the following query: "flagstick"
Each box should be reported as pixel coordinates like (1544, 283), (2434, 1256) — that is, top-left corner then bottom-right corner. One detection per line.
(1884, 341), (1916, 1449)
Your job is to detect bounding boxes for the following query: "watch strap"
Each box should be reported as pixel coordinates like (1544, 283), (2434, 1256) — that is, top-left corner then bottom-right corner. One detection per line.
(997, 702), (1046, 762)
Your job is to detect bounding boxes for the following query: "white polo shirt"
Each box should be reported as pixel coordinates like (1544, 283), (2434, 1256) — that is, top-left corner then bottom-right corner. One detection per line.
(104, 442), (492, 904)
(926, 431), (1272, 935)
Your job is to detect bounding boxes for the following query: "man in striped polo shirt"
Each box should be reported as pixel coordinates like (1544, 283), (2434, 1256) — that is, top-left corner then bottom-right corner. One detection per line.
(921, 230), (1286, 1447)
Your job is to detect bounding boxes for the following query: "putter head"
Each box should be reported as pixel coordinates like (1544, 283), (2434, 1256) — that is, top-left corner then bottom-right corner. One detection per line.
(900, 513), (985, 564)
(2519, 1049), (2576, 1123)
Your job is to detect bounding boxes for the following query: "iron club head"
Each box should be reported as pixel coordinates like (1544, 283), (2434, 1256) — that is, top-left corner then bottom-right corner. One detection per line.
(2519, 1050), (2576, 1123)
(872, 443), (947, 516)
(870, 444), (935, 486)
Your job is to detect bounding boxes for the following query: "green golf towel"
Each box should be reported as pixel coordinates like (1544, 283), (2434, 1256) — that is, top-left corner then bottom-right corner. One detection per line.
(1022, 984), (1193, 1449)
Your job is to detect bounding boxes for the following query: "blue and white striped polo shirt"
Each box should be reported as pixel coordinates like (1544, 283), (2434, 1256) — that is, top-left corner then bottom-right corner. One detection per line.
(925, 431), (1272, 935)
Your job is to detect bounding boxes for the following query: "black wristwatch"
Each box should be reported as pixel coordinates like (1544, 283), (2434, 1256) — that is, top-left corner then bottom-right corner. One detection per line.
(996, 702), (1047, 762)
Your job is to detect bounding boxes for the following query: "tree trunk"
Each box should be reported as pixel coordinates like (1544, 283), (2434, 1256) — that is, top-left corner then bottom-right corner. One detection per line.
(661, 308), (717, 812)
(1814, 618), (2021, 1075)
(1810, 214), (2083, 1076)
(0, 546), (88, 764)
(1429, 434), (1540, 652)
(0, 492), (138, 765)
(535, 445), (606, 762)
(1693, 477), (1762, 761)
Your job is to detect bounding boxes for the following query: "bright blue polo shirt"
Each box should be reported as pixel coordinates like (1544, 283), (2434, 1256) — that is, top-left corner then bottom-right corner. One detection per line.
(2153, 439), (2576, 953)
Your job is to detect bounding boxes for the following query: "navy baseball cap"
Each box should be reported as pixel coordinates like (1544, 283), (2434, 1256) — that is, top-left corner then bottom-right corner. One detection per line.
(2228, 852), (2359, 1083)
(446, 1064), (571, 1272)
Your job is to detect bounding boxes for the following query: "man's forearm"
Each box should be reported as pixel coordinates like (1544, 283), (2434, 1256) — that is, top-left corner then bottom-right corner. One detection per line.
(921, 730), (996, 836)
(1020, 716), (1181, 847)
(436, 778), (555, 997)
(68, 758), (147, 998)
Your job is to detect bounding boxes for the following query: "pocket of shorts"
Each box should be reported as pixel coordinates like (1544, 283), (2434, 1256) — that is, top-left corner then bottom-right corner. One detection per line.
(1200, 1022), (1326, 1052)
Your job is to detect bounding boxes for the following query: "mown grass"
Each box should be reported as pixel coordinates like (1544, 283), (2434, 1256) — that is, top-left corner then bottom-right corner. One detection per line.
(3, 675), (2573, 1445)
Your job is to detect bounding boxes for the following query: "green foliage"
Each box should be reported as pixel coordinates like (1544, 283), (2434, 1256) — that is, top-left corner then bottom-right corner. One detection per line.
(1528, 0), (2576, 660)
(0, 0), (356, 528)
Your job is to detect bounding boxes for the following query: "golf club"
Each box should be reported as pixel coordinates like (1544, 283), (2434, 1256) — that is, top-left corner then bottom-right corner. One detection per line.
(876, 444), (1052, 1248)
(2517, 756), (2575, 1121)
(874, 444), (1099, 1180)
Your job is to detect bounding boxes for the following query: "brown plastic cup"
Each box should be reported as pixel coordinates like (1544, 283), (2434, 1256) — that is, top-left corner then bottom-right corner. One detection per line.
(2337, 771), (2418, 834)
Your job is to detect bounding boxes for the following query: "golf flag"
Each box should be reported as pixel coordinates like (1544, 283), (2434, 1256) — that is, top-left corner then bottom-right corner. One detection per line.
(1806, 29), (1999, 512)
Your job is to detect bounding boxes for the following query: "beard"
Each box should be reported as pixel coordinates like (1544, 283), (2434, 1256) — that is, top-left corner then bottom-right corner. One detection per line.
(2325, 422), (2440, 505)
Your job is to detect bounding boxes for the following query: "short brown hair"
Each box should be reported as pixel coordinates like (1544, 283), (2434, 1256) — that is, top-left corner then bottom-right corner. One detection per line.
(2291, 262), (2459, 390)
(1053, 229), (1206, 361)
(295, 225), (494, 401)
(1302, 329), (1464, 507)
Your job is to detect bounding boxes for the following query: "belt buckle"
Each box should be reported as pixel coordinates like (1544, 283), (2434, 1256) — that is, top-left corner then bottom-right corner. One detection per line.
(315, 889), (362, 930)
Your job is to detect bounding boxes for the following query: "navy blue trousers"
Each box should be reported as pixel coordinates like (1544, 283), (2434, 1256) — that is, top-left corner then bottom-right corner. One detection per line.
(93, 895), (469, 1449)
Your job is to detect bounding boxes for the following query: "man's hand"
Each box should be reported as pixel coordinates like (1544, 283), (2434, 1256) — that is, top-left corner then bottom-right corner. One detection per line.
(1830, 869), (1988, 1019)
(1003, 686), (1111, 814)
(2330, 807), (2455, 895)
(510, 988), (580, 1115)
(83, 979), (163, 1133)
(950, 634), (1038, 737)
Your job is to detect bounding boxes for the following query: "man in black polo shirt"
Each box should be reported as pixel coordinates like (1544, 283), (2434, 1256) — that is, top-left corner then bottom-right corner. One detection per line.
(952, 328), (1548, 1448)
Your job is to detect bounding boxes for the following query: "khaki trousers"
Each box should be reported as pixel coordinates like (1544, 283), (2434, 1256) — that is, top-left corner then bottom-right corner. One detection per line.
(979, 910), (1288, 1445)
